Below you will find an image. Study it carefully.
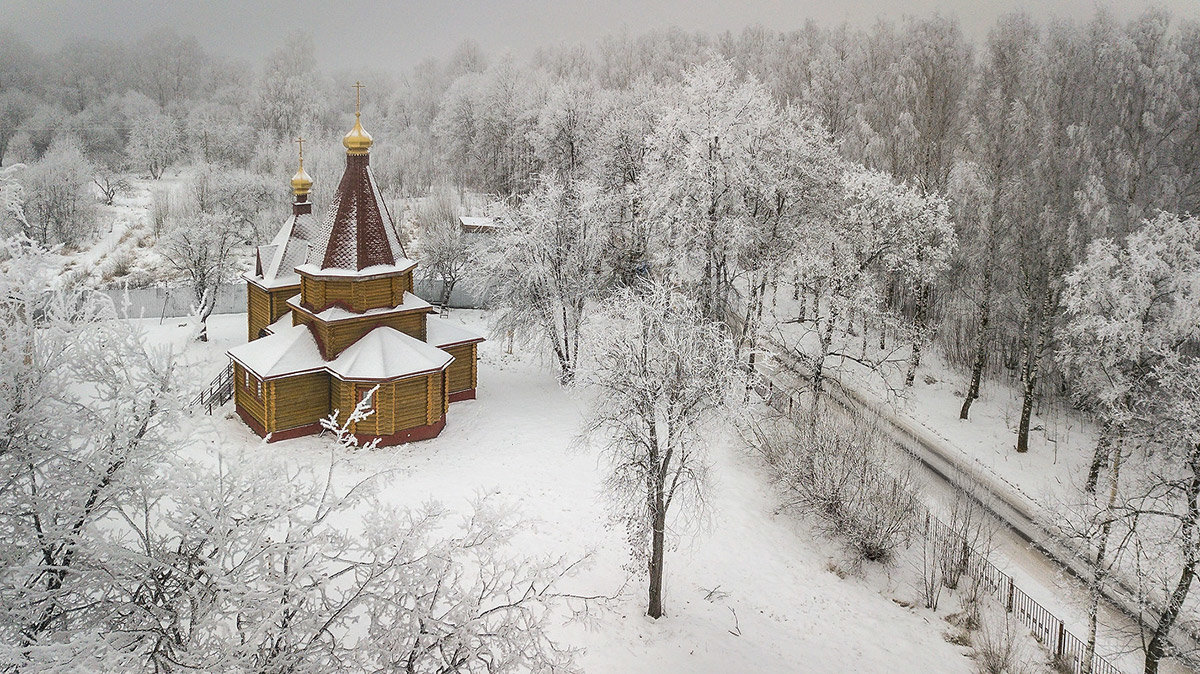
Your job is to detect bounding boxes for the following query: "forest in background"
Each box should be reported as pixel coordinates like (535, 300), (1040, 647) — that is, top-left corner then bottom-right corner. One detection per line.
(2, 10), (1197, 407)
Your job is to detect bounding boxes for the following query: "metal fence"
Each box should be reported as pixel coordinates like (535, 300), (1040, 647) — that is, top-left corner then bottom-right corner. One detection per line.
(105, 277), (487, 321)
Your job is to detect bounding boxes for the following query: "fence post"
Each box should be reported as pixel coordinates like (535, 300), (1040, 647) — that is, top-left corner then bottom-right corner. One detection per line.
(1055, 620), (1065, 658)
(1006, 577), (1014, 613)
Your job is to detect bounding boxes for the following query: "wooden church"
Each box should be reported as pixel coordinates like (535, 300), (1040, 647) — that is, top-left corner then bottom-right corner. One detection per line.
(228, 92), (483, 445)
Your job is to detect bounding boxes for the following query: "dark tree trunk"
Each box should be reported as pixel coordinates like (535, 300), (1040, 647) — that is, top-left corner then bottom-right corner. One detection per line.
(648, 503), (667, 619)
(1016, 283), (1055, 453)
(960, 258), (994, 420)
(1143, 444), (1200, 674)
(905, 285), (930, 387)
(1085, 422), (1114, 495)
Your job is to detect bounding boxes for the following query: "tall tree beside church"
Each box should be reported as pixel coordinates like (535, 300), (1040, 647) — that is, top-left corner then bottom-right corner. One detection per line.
(479, 177), (607, 384)
(586, 282), (736, 619)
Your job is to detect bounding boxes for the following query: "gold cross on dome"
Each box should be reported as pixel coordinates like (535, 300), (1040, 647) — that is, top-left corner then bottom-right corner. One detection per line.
(295, 136), (305, 166)
(352, 81), (365, 116)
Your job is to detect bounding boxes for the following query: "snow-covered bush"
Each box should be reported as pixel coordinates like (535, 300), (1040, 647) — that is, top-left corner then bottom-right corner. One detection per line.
(20, 137), (96, 248)
(746, 411), (921, 563)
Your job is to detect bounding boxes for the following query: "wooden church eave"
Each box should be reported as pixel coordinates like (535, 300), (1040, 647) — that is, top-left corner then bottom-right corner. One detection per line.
(286, 293), (432, 323)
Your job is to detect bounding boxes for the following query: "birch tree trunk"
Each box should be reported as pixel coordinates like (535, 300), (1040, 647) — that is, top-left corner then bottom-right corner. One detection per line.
(1082, 440), (1123, 674)
(1016, 282), (1055, 453)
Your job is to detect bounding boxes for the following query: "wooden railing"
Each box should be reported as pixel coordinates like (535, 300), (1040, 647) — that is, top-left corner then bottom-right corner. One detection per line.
(191, 362), (234, 415)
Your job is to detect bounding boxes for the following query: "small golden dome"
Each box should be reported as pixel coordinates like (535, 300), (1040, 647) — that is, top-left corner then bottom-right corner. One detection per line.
(342, 113), (373, 156)
(291, 166), (313, 196)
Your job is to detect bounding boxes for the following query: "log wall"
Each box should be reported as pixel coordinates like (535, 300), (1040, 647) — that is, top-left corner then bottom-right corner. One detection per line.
(247, 282), (299, 341)
(233, 363), (266, 428)
(293, 308), (428, 358)
(300, 271), (414, 313)
(443, 343), (477, 394)
(330, 371), (447, 436)
(268, 372), (330, 431)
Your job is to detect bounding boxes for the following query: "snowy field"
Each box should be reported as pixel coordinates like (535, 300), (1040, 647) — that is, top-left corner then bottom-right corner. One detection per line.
(147, 311), (978, 673)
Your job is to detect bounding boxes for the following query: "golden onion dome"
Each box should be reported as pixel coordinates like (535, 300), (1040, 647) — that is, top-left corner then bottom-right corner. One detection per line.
(342, 113), (373, 155)
(290, 165), (313, 196)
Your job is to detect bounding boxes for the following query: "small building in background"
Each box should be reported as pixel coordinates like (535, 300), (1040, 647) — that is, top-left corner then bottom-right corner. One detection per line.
(458, 215), (504, 234)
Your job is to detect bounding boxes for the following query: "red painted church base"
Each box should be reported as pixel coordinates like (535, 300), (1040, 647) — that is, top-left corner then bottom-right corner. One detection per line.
(236, 404), (447, 446)
(448, 388), (476, 403)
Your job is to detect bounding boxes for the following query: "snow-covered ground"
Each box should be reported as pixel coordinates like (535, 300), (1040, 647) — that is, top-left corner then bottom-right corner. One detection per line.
(760, 291), (1091, 522)
(146, 310), (981, 673)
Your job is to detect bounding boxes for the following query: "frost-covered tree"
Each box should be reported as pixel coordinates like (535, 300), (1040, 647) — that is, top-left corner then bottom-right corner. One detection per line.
(1130, 359), (1200, 674)
(1060, 209), (1200, 671)
(0, 165), (28, 235)
(413, 186), (473, 312)
(479, 177), (606, 383)
(160, 211), (241, 342)
(956, 14), (1042, 421)
(0, 89), (34, 167)
(0, 238), (177, 666)
(21, 137), (96, 247)
(531, 80), (599, 181)
(737, 108), (843, 349)
(127, 110), (182, 179)
(254, 35), (323, 139)
(837, 167), (955, 386)
(591, 80), (662, 287)
(1058, 212), (1200, 674)
(122, 454), (586, 673)
(585, 282), (736, 618)
(641, 58), (776, 320)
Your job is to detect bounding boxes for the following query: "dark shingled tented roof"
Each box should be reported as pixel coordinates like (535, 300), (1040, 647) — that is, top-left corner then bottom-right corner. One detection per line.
(309, 154), (407, 271)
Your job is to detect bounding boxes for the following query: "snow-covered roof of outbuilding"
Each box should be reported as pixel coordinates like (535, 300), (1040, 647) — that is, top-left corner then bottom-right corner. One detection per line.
(425, 320), (486, 349)
(459, 216), (504, 232)
(328, 326), (453, 381)
(228, 324), (325, 379)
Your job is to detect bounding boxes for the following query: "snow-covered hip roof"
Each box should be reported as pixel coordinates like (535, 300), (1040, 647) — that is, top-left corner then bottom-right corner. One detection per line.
(328, 326), (454, 381)
(307, 155), (408, 273)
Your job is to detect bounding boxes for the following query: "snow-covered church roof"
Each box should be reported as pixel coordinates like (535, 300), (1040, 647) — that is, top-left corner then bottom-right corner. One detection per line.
(328, 327), (454, 381)
(304, 134), (415, 275)
(253, 209), (319, 288)
(228, 323), (326, 378)
(230, 323), (455, 382)
(425, 319), (486, 349)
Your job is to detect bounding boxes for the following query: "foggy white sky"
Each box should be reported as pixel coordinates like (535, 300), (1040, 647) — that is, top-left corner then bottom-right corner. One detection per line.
(3, 0), (1197, 72)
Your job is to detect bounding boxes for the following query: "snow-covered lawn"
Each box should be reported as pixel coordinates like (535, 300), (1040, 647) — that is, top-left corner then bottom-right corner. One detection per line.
(146, 310), (976, 673)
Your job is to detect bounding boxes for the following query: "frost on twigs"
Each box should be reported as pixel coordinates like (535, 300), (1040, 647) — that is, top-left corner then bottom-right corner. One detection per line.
(320, 384), (382, 451)
(742, 408), (921, 564)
